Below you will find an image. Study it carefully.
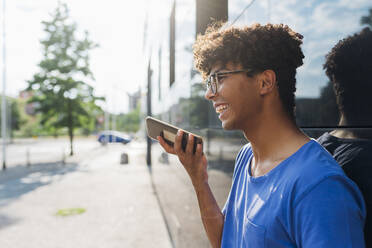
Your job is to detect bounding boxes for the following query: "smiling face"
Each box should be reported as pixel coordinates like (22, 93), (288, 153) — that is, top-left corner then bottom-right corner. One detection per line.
(205, 62), (264, 131)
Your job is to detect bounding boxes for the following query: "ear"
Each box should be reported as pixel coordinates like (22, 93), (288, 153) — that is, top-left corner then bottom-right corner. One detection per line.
(259, 70), (277, 96)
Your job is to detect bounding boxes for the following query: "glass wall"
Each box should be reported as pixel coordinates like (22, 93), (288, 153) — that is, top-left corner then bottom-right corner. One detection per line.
(142, 1), (372, 247)
(229, 0), (372, 129)
(144, 0), (372, 140)
(143, 0), (198, 128)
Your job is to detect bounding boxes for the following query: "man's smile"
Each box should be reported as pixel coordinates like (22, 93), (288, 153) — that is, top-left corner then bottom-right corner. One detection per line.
(215, 104), (229, 114)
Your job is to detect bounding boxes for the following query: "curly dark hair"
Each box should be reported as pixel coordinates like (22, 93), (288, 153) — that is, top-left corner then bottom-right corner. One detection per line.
(193, 23), (305, 119)
(324, 27), (372, 125)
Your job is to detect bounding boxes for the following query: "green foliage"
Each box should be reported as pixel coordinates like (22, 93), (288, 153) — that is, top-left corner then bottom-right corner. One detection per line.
(165, 83), (210, 130)
(18, 114), (49, 137)
(116, 106), (141, 133)
(10, 100), (23, 131)
(0, 97), (26, 137)
(295, 82), (339, 127)
(361, 8), (372, 28)
(26, 2), (101, 155)
(189, 83), (209, 128)
(318, 81), (339, 124)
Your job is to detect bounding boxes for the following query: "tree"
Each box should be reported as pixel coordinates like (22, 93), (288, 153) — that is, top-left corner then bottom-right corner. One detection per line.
(318, 81), (339, 125)
(361, 8), (372, 28)
(0, 97), (25, 138)
(9, 99), (25, 138)
(117, 106), (141, 133)
(188, 83), (209, 128)
(26, 2), (101, 155)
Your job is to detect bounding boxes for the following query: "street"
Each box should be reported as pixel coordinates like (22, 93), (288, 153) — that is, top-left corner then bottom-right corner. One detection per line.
(0, 138), (172, 248)
(0, 137), (100, 167)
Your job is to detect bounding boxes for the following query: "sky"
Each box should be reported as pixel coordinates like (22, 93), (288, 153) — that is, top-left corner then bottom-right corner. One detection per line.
(231, 0), (372, 97)
(1, 0), (147, 113)
(1, 0), (371, 115)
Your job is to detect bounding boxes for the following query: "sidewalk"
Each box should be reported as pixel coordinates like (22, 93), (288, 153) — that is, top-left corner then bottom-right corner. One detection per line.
(150, 143), (232, 248)
(0, 141), (172, 248)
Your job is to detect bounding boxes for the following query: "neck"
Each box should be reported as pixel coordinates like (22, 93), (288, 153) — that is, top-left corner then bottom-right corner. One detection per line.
(331, 114), (372, 139)
(243, 110), (310, 177)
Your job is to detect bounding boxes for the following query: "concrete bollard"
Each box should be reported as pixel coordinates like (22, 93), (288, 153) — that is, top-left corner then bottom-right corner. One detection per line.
(120, 152), (129, 164)
(61, 148), (65, 165)
(219, 146), (224, 161)
(159, 152), (169, 164)
(26, 149), (30, 167)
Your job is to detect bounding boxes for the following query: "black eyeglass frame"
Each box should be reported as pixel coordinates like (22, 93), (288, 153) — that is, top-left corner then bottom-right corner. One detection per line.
(205, 69), (255, 95)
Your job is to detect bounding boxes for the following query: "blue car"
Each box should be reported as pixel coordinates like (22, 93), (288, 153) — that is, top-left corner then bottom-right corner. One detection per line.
(97, 131), (132, 145)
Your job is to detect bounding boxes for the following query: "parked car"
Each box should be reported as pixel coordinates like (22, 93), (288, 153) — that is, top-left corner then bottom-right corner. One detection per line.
(97, 130), (132, 145)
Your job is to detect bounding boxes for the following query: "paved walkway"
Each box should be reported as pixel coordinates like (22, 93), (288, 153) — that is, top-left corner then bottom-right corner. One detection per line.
(0, 142), (172, 248)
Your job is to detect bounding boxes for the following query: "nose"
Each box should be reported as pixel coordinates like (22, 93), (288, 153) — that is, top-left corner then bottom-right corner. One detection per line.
(204, 87), (215, 100)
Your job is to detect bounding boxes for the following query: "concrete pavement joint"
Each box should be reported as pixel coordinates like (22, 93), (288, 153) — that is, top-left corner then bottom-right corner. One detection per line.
(148, 166), (176, 248)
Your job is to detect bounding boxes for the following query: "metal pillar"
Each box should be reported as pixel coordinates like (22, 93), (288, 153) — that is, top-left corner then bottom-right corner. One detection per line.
(2, 0), (7, 170)
(146, 60), (152, 167)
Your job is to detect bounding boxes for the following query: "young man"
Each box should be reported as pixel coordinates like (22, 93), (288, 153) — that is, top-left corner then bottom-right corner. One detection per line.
(158, 23), (366, 247)
(317, 27), (372, 247)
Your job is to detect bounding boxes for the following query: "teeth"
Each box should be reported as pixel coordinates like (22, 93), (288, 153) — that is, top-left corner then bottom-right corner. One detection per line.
(216, 105), (228, 113)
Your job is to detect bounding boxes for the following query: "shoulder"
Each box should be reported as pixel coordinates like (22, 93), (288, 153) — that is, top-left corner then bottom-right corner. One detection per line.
(282, 140), (356, 203)
(316, 132), (333, 145)
(316, 133), (372, 176)
(236, 143), (252, 164)
(317, 132), (372, 161)
(286, 139), (344, 178)
(232, 143), (252, 179)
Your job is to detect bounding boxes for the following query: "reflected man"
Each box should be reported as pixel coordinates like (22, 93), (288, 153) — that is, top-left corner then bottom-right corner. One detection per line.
(158, 23), (366, 247)
(317, 27), (372, 247)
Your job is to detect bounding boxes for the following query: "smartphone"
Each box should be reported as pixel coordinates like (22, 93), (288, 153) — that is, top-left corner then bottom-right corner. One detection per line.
(145, 116), (203, 153)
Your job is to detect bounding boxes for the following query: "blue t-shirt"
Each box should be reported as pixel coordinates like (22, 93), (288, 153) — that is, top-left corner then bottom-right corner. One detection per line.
(221, 140), (366, 247)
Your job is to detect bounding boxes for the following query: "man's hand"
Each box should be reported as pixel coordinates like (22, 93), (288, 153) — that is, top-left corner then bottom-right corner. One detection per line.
(157, 130), (223, 248)
(157, 130), (208, 188)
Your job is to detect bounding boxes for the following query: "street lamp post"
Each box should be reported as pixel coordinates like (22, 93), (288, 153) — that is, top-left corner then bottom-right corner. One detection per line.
(146, 61), (152, 167)
(1, 0), (7, 170)
(104, 95), (109, 144)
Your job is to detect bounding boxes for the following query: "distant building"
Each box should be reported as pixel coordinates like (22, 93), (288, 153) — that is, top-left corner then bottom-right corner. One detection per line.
(127, 88), (141, 112)
(19, 90), (33, 99)
(18, 90), (39, 116)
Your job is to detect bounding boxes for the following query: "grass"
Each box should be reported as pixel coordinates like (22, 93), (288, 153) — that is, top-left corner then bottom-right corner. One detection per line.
(56, 208), (86, 217)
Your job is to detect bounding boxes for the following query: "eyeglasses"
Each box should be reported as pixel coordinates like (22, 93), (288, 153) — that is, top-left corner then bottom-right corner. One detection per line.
(205, 69), (255, 95)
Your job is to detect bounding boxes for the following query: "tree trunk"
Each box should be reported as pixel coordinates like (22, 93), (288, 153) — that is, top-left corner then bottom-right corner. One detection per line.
(53, 129), (58, 138)
(68, 100), (74, 156)
(69, 125), (74, 156)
